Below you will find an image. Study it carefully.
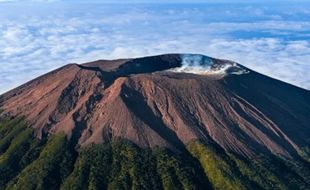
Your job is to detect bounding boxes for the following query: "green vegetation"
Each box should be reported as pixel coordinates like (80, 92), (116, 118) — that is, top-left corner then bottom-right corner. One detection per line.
(228, 154), (286, 190)
(6, 134), (74, 190)
(187, 141), (249, 190)
(0, 118), (44, 189)
(61, 143), (112, 190)
(61, 140), (208, 190)
(187, 141), (310, 190)
(153, 148), (209, 190)
(0, 117), (309, 190)
(107, 141), (161, 190)
(298, 147), (310, 162)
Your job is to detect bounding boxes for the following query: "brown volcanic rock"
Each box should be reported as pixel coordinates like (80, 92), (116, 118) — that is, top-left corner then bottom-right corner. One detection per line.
(0, 54), (309, 159)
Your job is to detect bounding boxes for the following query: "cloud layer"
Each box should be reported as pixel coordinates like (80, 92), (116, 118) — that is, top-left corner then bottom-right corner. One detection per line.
(0, 2), (309, 94)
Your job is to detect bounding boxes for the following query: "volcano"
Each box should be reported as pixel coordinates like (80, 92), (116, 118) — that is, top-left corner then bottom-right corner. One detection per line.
(0, 54), (309, 190)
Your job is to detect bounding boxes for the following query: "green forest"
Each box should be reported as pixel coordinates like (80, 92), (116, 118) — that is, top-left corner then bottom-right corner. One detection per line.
(0, 117), (309, 190)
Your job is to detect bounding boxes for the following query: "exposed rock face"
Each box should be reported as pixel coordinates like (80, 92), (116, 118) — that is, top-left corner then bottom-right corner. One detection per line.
(0, 54), (309, 159)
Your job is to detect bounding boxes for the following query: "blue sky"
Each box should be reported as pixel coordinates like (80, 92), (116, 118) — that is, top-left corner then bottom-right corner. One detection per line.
(0, 1), (309, 94)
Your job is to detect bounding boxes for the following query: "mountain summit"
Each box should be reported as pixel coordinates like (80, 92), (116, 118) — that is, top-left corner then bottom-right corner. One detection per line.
(0, 54), (309, 190)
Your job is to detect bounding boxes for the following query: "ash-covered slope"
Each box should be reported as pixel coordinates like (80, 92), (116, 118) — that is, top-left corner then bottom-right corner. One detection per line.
(0, 54), (309, 159)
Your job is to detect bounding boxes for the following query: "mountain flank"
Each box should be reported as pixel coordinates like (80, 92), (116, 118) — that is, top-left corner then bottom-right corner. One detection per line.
(0, 54), (309, 190)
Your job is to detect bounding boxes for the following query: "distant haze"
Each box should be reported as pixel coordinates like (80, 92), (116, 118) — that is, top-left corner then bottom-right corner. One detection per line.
(0, 1), (309, 94)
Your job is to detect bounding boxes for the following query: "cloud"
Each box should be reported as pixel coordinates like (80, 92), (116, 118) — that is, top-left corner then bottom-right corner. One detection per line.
(0, 2), (309, 94)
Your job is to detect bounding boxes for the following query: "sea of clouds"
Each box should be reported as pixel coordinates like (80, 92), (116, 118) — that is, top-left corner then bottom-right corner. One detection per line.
(0, 1), (309, 93)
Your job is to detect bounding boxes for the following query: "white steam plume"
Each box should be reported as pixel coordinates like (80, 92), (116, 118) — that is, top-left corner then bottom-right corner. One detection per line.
(170, 54), (249, 76)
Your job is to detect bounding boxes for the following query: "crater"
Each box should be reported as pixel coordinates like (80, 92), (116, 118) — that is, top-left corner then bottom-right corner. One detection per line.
(169, 54), (249, 76)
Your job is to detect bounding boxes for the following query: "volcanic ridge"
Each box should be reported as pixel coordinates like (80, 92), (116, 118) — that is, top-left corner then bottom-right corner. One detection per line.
(0, 53), (309, 159)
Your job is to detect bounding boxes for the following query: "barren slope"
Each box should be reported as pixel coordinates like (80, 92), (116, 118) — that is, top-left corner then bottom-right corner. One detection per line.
(0, 54), (309, 159)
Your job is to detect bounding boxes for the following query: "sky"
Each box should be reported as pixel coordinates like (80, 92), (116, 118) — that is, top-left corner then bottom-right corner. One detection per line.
(0, 1), (309, 94)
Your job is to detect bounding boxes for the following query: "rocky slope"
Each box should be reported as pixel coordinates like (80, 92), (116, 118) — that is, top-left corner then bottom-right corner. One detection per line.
(0, 54), (309, 190)
(1, 54), (309, 158)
